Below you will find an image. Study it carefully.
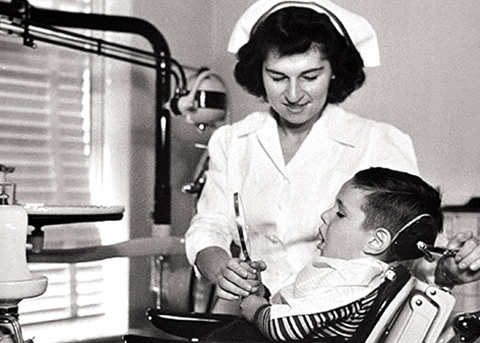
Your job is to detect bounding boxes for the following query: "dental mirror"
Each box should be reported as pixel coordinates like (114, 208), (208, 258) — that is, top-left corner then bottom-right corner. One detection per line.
(233, 192), (251, 262)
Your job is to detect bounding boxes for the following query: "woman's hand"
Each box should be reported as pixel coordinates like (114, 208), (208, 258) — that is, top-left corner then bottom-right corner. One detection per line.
(240, 294), (269, 322)
(435, 231), (480, 287)
(215, 258), (267, 300)
(195, 247), (267, 301)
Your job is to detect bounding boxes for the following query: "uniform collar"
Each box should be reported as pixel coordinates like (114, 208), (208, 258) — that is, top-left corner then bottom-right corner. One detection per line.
(319, 104), (359, 147)
(235, 104), (360, 149)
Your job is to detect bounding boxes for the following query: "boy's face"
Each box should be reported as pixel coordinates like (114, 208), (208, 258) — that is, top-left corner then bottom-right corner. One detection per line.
(318, 180), (373, 260)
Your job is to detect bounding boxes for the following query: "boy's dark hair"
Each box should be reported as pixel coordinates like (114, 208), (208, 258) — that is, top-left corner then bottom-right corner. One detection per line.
(350, 167), (443, 261)
(234, 7), (365, 104)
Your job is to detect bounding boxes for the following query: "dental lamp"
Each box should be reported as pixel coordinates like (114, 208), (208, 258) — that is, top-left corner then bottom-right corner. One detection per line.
(169, 68), (228, 131)
(166, 67), (227, 196)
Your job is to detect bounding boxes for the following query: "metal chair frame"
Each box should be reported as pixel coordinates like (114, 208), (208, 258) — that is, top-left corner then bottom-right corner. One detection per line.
(123, 265), (477, 343)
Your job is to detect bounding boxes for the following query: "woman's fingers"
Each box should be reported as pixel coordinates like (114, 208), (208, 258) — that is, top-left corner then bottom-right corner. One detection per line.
(215, 258), (261, 299)
(248, 260), (267, 272)
(449, 232), (480, 271)
(437, 232), (480, 286)
(235, 259), (260, 279)
(216, 279), (248, 300)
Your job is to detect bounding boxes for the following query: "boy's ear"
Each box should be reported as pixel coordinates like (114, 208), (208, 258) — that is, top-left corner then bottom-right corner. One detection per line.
(363, 228), (392, 256)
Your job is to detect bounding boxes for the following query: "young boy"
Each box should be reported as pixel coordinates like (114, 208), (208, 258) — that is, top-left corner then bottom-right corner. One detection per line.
(211, 167), (443, 342)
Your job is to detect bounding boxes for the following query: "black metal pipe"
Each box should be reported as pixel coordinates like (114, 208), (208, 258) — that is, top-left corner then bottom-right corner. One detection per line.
(0, 0), (172, 225)
(0, 17), (160, 67)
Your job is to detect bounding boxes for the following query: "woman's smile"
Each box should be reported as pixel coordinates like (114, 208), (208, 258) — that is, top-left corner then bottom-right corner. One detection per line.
(262, 46), (333, 130)
(283, 101), (309, 113)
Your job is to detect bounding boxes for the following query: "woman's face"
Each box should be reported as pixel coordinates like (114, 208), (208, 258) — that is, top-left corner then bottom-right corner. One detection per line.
(262, 46), (333, 128)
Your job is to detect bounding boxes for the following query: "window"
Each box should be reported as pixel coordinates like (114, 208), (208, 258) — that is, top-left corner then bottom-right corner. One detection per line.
(0, 0), (129, 341)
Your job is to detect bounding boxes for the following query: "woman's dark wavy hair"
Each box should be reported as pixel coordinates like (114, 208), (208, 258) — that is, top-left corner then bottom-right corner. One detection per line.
(234, 7), (365, 104)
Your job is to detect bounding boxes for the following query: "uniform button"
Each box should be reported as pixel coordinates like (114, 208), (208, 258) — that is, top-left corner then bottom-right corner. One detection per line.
(269, 237), (279, 244)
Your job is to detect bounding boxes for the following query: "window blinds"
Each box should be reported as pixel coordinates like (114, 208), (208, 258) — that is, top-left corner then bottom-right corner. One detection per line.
(0, 1), (106, 326)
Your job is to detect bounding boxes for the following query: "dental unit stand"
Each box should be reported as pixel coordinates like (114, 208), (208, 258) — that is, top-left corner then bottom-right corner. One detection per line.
(0, 165), (48, 343)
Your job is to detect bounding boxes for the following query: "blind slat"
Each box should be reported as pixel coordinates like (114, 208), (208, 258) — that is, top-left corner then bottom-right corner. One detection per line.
(0, 0), (105, 327)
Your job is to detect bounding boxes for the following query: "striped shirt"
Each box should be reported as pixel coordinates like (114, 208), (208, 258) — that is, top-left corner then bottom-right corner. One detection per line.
(255, 288), (379, 341)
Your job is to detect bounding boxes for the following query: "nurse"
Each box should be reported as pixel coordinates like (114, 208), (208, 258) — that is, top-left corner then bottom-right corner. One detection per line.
(185, 0), (480, 313)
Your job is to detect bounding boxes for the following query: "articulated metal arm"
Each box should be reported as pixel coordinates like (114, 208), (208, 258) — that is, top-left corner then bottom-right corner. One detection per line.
(0, 0), (173, 225)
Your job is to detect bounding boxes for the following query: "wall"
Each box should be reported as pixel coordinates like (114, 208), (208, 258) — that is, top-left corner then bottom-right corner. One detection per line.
(106, 0), (480, 332)
(333, 1), (480, 205)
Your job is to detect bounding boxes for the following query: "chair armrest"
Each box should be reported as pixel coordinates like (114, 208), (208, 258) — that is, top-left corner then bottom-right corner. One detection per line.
(146, 308), (238, 340)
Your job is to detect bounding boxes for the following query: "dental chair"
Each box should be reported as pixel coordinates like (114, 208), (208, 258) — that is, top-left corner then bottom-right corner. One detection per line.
(123, 263), (480, 343)
(123, 215), (480, 343)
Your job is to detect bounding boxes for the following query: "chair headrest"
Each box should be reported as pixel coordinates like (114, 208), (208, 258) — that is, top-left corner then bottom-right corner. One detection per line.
(390, 214), (437, 261)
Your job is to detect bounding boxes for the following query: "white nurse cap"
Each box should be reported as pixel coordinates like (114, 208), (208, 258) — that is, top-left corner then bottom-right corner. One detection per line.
(228, 0), (380, 67)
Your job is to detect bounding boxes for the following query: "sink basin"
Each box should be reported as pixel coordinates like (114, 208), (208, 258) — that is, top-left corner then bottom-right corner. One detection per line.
(0, 275), (48, 307)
